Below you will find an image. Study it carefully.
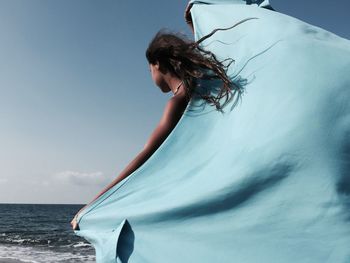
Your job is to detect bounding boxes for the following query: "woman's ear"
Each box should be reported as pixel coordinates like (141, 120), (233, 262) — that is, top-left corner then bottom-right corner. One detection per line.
(154, 61), (169, 75)
(155, 62), (160, 70)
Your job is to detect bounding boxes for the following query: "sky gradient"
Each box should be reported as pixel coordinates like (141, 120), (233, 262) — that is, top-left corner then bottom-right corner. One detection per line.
(0, 0), (349, 204)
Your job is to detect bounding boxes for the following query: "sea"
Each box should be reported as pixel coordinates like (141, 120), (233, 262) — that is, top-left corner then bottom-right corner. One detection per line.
(0, 204), (95, 263)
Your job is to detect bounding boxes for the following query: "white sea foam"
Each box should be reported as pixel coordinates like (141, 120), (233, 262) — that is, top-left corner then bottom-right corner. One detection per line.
(0, 245), (95, 263)
(72, 242), (92, 248)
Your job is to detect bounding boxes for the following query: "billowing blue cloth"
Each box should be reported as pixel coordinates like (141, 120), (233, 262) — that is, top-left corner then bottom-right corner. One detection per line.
(74, 1), (350, 262)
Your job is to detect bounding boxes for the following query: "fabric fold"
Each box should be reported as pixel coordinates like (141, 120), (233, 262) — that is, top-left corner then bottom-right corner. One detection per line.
(75, 219), (128, 263)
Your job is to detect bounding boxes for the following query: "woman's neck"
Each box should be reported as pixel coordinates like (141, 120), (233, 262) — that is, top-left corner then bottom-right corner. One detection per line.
(164, 74), (184, 96)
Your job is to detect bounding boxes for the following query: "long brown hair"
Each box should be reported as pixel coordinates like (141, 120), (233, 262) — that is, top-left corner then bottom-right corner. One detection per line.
(146, 18), (258, 113)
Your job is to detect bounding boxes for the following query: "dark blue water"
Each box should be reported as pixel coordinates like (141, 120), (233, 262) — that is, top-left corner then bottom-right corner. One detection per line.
(0, 204), (95, 262)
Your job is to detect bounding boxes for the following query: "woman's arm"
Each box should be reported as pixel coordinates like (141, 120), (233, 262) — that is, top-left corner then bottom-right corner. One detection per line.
(71, 96), (188, 229)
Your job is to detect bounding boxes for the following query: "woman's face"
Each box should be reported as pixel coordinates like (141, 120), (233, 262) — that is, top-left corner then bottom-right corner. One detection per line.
(149, 63), (169, 93)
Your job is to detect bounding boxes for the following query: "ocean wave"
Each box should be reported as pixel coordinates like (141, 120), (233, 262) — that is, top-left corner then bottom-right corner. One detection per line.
(0, 233), (92, 249)
(0, 244), (95, 263)
(71, 242), (93, 248)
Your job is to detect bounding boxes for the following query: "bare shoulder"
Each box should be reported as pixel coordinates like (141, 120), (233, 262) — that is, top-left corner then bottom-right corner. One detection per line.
(142, 94), (189, 151)
(160, 94), (189, 127)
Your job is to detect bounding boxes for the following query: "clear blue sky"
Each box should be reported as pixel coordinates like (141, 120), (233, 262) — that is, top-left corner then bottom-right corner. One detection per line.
(0, 0), (349, 204)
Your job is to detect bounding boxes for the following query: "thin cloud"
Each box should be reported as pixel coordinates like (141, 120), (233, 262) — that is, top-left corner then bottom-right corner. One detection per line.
(53, 170), (109, 187)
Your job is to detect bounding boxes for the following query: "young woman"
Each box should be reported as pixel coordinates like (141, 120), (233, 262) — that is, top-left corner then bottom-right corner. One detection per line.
(70, 10), (252, 230)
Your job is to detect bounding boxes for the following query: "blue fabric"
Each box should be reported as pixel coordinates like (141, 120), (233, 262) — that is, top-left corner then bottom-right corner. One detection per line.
(74, 2), (350, 262)
(189, 0), (271, 8)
